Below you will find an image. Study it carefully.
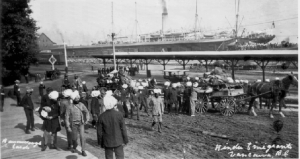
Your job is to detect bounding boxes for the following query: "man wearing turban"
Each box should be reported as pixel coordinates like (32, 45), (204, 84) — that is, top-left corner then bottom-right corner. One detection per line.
(65, 91), (90, 156)
(97, 93), (128, 159)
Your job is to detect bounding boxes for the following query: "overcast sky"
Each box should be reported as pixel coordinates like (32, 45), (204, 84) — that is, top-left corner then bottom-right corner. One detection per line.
(29, 0), (298, 45)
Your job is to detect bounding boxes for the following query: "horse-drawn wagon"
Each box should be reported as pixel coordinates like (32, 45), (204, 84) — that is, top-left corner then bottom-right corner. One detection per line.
(44, 69), (60, 80)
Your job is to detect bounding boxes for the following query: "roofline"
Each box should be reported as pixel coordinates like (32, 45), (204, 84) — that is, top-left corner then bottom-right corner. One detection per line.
(40, 33), (57, 44)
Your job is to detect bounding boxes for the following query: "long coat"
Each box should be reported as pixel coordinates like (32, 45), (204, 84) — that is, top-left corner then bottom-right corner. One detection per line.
(39, 100), (61, 133)
(91, 97), (100, 115)
(97, 109), (128, 148)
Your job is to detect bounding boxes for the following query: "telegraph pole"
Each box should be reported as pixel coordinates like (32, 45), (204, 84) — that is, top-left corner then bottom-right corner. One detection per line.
(112, 2), (116, 71)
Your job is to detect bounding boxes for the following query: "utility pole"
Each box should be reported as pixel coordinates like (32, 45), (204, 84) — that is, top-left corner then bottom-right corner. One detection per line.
(135, 2), (138, 42)
(194, 0), (198, 40)
(235, 0), (240, 41)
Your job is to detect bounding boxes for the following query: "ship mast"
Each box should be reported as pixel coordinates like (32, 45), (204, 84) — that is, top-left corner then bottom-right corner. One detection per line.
(235, 0), (240, 41)
(135, 2), (138, 42)
(194, 0), (198, 40)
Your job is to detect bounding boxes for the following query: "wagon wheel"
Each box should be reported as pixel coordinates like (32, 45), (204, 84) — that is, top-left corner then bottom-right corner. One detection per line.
(197, 94), (209, 113)
(220, 98), (236, 116)
(235, 95), (248, 113)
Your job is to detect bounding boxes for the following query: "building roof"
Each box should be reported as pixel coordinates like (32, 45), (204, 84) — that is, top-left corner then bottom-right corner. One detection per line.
(38, 33), (57, 44)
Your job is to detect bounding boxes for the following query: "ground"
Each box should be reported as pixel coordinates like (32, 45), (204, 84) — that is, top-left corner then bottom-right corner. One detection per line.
(3, 63), (298, 159)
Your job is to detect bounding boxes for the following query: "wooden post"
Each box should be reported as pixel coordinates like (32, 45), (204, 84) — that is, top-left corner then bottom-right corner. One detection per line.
(254, 60), (270, 82)
(182, 59), (186, 75)
(163, 59), (166, 76)
(205, 59), (208, 72)
(130, 59), (133, 68)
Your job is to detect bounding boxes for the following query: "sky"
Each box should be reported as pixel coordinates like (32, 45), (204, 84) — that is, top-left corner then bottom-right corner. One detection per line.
(29, 0), (298, 45)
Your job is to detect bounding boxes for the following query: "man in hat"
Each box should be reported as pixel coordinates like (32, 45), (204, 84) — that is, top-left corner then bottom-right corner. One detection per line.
(190, 83), (198, 117)
(149, 89), (164, 133)
(41, 87), (53, 107)
(183, 82), (193, 114)
(168, 83), (179, 115)
(39, 81), (46, 97)
(65, 91), (90, 156)
(21, 88), (35, 134)
(97, 93), (128, 159)
(59, 89), (73, 150)
(130, 87), (142, 120)
(120, 84), (130, 118)
(0, 85), (5, 112)
(14, 80), (21, 106)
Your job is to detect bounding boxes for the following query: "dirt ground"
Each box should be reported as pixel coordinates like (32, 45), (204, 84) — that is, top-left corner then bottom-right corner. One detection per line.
(20, 64), (298, 158)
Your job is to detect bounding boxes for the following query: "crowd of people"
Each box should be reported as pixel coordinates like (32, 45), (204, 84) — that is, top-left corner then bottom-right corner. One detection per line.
(6, 68), (254, 158)
(229, 42), (298, 51)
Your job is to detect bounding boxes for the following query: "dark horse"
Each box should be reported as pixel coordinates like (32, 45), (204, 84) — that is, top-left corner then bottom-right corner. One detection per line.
(247, 74), (298, 118)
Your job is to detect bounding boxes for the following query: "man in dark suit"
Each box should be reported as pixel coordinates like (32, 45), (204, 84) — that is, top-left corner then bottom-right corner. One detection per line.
(97, 95), (128, 159)
(14, 80), (21, 106)
(21, 88), (35, 134)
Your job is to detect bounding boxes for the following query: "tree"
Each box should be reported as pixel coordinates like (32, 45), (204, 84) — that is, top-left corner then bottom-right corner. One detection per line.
(1, 0), (39, 85)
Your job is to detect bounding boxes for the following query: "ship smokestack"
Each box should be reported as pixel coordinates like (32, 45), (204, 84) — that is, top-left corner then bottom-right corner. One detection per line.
(161, 0), (168, 36)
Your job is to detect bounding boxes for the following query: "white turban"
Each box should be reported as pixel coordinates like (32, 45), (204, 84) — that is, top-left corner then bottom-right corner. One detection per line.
(70, 90), (80, 100)
(62, 89), (73, 97)
(142, 82), (148, 87)
(91, 90), (100, 97)
(244, 80), (249, 84)
(256, 79), (261, 83)
(235, 80), (240, 83)
(138, 86), (144, 90)
(265, 79), (270, 82)
(103, 93), (117, 110)
(105, 90), (113, 96)
(138, 79), (142, 82)
(275, 77), (279, 80)
(193, 82), (198, 87)
(172, 83), (177, 88)
(49, 91), (59, 100)
(187, 77), (190, 80)
(122, 84), (128, 88)
(177, 82), (181, 87)
(148, 78), (151, 81)
(82, 81), (86, 84)
(195, 77), (199, 80)
(164, 81), (170, 86)
(153, 89), (161, 94)
(186, 82), (192, 87)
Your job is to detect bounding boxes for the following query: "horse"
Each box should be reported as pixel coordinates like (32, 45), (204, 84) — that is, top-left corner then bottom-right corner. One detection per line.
(247, 74), (298, 118)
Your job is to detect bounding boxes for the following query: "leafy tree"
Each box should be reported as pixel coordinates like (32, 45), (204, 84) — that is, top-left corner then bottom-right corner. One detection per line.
(1, 0), (39, 85)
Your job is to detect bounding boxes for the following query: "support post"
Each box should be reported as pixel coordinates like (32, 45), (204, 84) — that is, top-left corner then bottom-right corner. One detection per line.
(182, 59), (186, 75)
(254, 60), (270, 82)
(163, 59), (166, 76)
(224, 59), (239, 80)
(130, 59), (133, 68)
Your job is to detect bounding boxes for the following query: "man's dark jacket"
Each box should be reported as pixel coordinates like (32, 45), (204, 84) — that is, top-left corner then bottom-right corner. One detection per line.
(21, 94), (34, 110)
(97, 109), (128, 148)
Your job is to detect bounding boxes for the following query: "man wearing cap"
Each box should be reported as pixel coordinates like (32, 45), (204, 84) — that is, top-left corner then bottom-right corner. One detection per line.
(14, 80), (21, 106)
(21, 88), (35, 134)
(65, 91), (90, 156)
(39, 81), (46, 97)
(120, 84), (130, 118)
(91, 90), (101, 128)
(149, 89), (164, 133)
(183, 82), (193, 114)
(162, 81), (170, 113)
(60, 89), (73, 149)
(130, 87), (142, 120)
(63, 74), (71, 89)
(168, 83), (179, 115)
(97, 93), (128, 159)
(190, 83), (198, 117)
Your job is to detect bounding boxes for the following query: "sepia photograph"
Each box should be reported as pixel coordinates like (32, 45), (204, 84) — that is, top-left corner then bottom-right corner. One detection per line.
(0, 0), (298, 158)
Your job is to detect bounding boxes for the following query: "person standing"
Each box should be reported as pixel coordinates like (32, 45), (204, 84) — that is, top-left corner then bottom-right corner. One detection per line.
(14, 80), (21, 106)
(39, 81), (46, 97)
(190, 83), (198, 117)
(129, 87), (141, 120)
(168, 83), (179, 115)
(0, 85), (5, 112)
(183, 82), (192, 115)
(25, 73), (29, 83)
(149, 89), (164, 133)
(162, 81), (170, 113)
(139, 83), (150, 116)
(21, 88), (35, 134)
(59, 89), (73, 150)
(97, 93), (128, 159)
(120, 84), (130, 118)
(40, 91), (61, 151)
(90, 90), (101, 128)
(65, 91), (90, 156)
